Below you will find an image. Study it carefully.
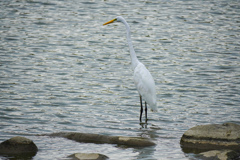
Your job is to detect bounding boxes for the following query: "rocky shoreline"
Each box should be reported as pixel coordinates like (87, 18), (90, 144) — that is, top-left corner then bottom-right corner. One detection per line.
(0, 132), (155, 160)
(0, 123), (239, 159)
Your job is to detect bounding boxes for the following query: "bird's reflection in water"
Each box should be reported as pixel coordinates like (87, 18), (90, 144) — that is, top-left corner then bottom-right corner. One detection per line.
(134, 123), (159, 160)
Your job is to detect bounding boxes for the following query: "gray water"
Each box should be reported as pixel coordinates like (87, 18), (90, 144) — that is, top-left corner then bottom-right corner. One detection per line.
(0, 0), (240, 159)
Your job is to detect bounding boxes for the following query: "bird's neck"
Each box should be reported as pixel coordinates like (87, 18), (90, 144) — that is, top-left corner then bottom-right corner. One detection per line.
(122, 20), (139, 70)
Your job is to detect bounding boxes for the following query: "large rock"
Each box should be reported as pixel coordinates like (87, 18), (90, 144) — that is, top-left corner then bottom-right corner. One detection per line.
(180, 123), (240, 153)
(47, 132), (155, 147)
(199, 150), (240, 160)
(68, 153), (109, 160)
(0, 136), (38, 158)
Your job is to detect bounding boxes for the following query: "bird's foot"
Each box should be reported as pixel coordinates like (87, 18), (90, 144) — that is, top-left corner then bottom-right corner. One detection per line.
(139, 121), (148, 128)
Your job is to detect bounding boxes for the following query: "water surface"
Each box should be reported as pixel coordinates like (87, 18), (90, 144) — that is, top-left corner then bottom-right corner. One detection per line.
(0, 0), (239, 159)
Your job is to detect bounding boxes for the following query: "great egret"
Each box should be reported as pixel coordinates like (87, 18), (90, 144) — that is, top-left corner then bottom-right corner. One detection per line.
(103, 16), (157, 122)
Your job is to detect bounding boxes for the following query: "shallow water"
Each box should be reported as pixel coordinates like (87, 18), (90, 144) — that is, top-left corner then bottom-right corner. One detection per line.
(0, 0), (239, 159)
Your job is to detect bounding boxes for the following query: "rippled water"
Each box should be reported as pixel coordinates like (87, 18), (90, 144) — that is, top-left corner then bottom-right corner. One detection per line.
(0, 0), (239, 159)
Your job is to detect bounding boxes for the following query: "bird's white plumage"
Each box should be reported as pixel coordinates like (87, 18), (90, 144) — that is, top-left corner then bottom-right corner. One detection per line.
(104, 16), (157, 118)
(134, 62), (157, 112)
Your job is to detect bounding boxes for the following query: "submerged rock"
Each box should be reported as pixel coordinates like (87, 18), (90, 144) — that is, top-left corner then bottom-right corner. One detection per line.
(180, 123), (240, 153)
(47, 132), (155, 147)
(68, 153), (109, 160)
(199, 150), (240, 160)
(0, 136), (38, 158)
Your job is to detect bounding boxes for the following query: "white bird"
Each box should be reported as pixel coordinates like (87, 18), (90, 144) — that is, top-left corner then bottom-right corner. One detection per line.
(103, 16), (157, 122)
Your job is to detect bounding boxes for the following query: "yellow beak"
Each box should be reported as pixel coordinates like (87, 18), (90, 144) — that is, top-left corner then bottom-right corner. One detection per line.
(103, 18), (117, 25)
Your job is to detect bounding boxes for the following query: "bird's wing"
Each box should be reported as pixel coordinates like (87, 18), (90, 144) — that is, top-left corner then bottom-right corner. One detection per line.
(133, 63), (157, 111)
(134, 63), (153, 94)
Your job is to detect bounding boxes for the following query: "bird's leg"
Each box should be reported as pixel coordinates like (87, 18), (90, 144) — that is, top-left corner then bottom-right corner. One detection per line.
(139, 95), (143, 122)
(145, 101), (148, 122)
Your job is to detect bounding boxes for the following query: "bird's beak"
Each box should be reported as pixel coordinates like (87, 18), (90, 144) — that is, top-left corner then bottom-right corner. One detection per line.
(103, 18), (117, 25)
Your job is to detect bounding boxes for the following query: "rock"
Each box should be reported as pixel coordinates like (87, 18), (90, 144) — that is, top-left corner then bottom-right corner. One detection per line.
(180, 123), (240, 153)
(47, 132), (155, 147)
(68, 153), (109, 160)
(199, 150), (240, 160)
(0, 136), (38, 158)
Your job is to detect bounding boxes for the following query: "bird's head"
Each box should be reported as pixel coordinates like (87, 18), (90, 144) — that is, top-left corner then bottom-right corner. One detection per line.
(103, 16), (124, 25)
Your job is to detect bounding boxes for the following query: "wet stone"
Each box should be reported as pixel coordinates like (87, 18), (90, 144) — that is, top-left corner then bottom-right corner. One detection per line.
(47, 132), (156, 147)
(0, 136), (38, 158)
(198, 150), (240, 160)
(68, 153), (109, 160)
(180, 123), (240, 153)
